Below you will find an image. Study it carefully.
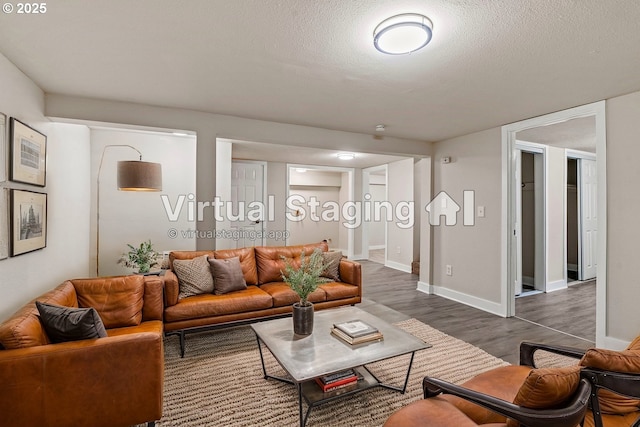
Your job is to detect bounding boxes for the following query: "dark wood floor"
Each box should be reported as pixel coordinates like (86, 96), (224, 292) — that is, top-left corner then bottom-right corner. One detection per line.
(358, 260), (595, 365)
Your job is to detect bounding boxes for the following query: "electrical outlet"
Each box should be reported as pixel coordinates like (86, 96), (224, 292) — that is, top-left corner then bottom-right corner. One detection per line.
(446, 265), (452, 276)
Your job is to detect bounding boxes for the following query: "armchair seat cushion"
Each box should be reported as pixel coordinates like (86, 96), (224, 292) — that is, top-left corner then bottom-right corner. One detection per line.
(443, 365), (532, 424)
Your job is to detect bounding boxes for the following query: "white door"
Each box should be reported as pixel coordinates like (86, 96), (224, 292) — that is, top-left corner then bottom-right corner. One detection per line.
(231, 162), (265, 248)
(579, 159), (597, 280)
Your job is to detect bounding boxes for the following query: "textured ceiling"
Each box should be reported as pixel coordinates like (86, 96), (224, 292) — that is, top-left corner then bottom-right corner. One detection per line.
(517, 116), (596, 153)
(0, 0), (639, 142)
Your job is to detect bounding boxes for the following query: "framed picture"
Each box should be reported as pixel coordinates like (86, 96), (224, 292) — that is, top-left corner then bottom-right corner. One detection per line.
(10, 118), (47, 187)
(11, 189), (47, 256)
(0, 113), (6, 183)
(0, 188), (8, 260)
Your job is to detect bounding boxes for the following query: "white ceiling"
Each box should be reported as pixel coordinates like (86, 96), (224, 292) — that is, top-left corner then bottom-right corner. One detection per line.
(517, 116), (596, 153)
(1, 1), (639, 142)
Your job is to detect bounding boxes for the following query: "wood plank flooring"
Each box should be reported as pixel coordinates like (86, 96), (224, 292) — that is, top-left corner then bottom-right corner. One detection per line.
(358, 260), (595, 365)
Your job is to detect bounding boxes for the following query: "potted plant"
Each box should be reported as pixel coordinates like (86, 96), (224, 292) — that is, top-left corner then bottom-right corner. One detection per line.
(281, 249), (328, 335)
(117, 240), (159, 274)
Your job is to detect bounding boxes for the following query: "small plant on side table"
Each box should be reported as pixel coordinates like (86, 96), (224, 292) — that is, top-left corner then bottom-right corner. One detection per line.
(117, 240), (159, 274)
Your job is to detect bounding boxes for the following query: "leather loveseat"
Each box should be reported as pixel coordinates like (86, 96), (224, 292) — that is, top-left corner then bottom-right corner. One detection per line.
(0, 275), (164, 427)
(164, 241), (362, 356)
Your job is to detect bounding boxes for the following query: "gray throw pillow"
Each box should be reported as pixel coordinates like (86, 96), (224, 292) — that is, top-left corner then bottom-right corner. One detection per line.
(209, 256), (247, 295)
(36, 301), (108, 343)
(174, 255), (215, 299)
(322, 251), (343, 282)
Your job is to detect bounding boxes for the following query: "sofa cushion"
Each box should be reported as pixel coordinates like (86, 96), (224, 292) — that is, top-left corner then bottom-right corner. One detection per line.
(36, 301), (107, 343)
(169, 250), (215, 268)
(260, 282), (326, 307)
(209, 257), (247, 295)
(506, 366), (581, 427)
(174, 255), (214, 299)
(163, 286), (273, 322)
(319, 282), (359, 301)
(214, 247), (259, 285)
(580, 348), (640, 414)
(322, 251), (343, 282)
(72, 276), (145, 329)
(255, 242), (328, 284)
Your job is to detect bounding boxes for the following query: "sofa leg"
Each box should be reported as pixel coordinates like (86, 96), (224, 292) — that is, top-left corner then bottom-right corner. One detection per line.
(179, 331), (185, 358)
(147, 422), (155, 427)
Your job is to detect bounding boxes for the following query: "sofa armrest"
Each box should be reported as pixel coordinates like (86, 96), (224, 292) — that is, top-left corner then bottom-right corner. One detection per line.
(339, 259), (361, 289)
(0, 332), (163, 427)
(164, 269), (180, 307)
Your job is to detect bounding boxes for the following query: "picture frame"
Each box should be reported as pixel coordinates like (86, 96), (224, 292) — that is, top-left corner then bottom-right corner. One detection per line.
(10, 189), (47, 256)
(0, 112), (7, 183)
(0, 188), (8, 260)
(10, 118), (47, 187)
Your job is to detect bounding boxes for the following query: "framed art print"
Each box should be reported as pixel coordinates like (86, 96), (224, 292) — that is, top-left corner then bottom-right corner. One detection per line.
(10, 118), (47, 187)
(11, 189), (47, 256)
(0, 112), (6, 183)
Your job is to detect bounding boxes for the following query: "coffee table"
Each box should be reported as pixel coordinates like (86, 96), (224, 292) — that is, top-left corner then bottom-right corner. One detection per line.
(251, 306), (431, 426)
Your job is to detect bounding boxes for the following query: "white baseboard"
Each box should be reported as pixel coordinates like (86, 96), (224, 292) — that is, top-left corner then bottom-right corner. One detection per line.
(352, 253), (365, 260)
(419, 283), (504, 317)
(602, 335), (631, 351)
(384, 260), (412, 273)
(368, 245), (385, 250)
(546, 279), (567, 293)
(417, 281), (432, 294)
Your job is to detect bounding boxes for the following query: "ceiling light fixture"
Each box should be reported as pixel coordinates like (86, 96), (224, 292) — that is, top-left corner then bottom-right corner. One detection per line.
(337, 153), (355, 160)
(373, 13), (433, 55)
(295, 168), (307, 173)
(375, 124), (386, 132)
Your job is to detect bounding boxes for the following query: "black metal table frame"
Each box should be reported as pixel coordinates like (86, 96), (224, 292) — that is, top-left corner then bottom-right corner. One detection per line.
(255, 334), (419, 427)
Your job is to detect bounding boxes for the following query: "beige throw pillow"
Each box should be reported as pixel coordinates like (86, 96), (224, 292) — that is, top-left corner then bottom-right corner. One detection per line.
(174, 255), (214, 299)
(209, 257), (247, 295)
(322, 251), (342, 282)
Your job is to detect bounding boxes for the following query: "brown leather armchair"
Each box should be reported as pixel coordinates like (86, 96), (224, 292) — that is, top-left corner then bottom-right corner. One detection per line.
(385, 339), (640, 427)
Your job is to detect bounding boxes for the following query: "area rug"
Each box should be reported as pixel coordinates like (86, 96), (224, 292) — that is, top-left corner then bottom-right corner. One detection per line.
(141, 319), (574, 427)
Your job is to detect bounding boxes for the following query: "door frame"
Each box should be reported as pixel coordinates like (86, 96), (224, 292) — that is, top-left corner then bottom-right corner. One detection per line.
(362, 164), (388, 263)
(514, 141), (547, 295)
(285, 164), (355, 259)
(501, 101), (607, 346)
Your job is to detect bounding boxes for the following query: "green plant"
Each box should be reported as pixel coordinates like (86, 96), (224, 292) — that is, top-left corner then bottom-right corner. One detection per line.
(117, 240), (159, 273)
(281, 249), (328, 306)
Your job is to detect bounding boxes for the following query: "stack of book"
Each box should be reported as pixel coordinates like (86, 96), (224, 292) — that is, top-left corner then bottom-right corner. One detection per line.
(315, 369), (358, 393)
(330, 319), (383, 345)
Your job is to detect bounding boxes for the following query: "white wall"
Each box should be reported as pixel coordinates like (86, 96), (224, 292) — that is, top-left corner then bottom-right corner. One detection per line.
(265, 161), (287, 247)
(546, 146), (567, 287)
(288, 187), (341, 248)
(368, 183), (386, 248)
(0, 53), (91, 322)
(605, 89), (640, 341)
(90, 128), (196, 276)
(386, 158), (414, 272)
(431, 128), (502, 311)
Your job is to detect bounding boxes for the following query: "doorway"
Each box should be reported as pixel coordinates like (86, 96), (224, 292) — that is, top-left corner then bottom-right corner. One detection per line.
(503, 102), (605, 345)
(230, 160), (266, 247)
(362, 165), (388, 265)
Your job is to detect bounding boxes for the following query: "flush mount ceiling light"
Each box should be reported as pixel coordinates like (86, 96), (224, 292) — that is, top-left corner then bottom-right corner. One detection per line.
(295, 168), (307, 173)
(375, 124), (386, 132)
(337, 153), (355, 160)
(373, 13), (433, 55)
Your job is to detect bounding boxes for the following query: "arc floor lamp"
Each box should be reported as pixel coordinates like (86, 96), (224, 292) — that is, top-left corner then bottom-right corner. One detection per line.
(96, 145), (162, 276)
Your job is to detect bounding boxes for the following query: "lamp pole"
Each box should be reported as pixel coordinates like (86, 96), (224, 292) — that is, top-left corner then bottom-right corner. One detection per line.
(96, 145), (143, 276)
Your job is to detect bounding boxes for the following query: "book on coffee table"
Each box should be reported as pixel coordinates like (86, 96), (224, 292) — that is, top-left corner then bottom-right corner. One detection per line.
(330, 327), (384, 345)
(333, 319), (379, 338)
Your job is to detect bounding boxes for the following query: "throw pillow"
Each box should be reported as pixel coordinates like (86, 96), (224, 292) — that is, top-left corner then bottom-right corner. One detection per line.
(507, 365), (581, 427)
(322, 251), (343, 282)
(36, 301), (108, 343)
(174, 255), (214, 299)
(580, 348), (640, 414)
(208, 256), (247, 295)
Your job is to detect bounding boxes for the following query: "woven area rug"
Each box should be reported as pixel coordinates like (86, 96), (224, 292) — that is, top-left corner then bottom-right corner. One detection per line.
(141, 319), (574, 427)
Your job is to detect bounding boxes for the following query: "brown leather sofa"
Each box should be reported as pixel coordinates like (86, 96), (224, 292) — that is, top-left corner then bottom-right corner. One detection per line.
(164, 241), (362, 356)
(0, 275), (164, 427)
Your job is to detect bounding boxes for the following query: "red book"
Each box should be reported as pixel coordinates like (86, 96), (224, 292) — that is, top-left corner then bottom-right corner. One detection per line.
(315, 375), (357, 392)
